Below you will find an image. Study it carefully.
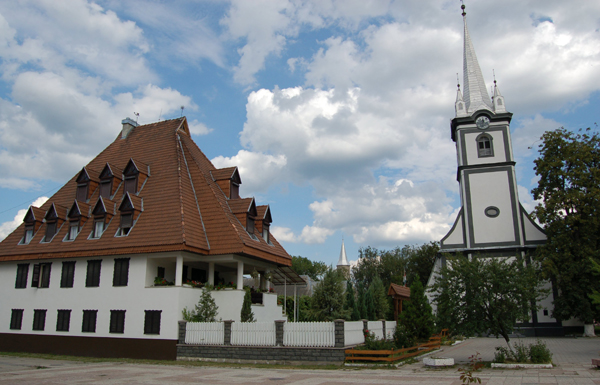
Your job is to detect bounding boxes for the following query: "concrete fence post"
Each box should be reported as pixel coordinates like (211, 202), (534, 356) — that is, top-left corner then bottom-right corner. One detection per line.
(381, 319), (386, 339)
(275, 320), (285, 346)
(224, 320), (233, 345)
(362, 319), (369, 335)
(178, 320), (187, 344)
(334, 319), (345, 347)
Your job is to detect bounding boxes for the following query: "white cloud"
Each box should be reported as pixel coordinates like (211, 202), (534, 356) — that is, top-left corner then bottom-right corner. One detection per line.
(0, 196), (48, 241)
(187, 120), (213, 136)
(271, 226), (298, 243)
(299, 225), (335, 244)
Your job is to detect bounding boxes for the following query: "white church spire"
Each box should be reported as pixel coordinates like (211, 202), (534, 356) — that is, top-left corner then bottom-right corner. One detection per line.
(461, 3), (493, 115)
(337, 238), (349, 266)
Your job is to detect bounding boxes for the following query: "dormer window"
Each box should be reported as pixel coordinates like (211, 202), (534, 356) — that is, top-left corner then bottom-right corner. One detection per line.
(477, 134), (494, 157)
(68, 222), (79, 240)
(64, 200), (88, 241)
(99, 180), (112, 198)
(116, 192), (141, 237)
(256, 205), (273, 245)
(90, 197), (113, 239)
(43, 203), (66, 243)
(211, 167), (242, 199)
(99, 163), (122, 199)
(231, 182), (240, 199)
(123, 159), (142, 195)
(247, 215), (255, 234)
(75, 168), (96, 202)
(20, 206), (44, 245)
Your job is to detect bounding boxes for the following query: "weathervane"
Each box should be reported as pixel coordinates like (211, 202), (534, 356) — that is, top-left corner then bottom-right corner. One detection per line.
(180, 106), (185, 117)
(461, 0), (466, 17)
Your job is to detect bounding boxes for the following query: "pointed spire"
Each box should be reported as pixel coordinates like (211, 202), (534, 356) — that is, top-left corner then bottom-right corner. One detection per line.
(337, 238), (349, 266)
(492, 72), (506, 113)
(455, 74), (467, 117)
(461, 2), (493, 115)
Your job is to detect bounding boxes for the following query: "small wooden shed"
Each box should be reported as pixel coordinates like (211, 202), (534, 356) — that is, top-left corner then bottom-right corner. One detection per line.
(388, 283), (411, 321)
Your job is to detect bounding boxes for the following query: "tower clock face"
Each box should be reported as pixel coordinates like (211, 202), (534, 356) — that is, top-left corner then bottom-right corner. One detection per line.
(476, 116), (490, 129)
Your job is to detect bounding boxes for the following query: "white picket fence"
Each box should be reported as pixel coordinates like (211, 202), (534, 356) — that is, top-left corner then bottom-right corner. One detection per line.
(283, 322), (335, 347)
(385, 321), (397, 340)
(367, 321), (384, 340)
(185, 322), (224, 345)
(344, 321), (365, 346)
(230, 322), (276, 346)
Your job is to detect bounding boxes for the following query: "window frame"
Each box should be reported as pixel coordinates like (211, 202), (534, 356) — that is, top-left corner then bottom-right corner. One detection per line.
(112, 258), (130, 287)
(44, 221), (58, 242)
(10, 309), (24, 330)
(109, 310), (126, 334)
(23, 225), (34, 244)
(124, 175), (138, 195)
(60, 261), (76, 288)
(76, 183), (89, 202)
(86, 260), (102, 287)
(32, 309), (47, 331)
(118, 212), (133, 236)
(262, 223), (270, 244)
(92, 218), (105, 238)
(67, 220), (80, 241)
(15, 263), (29, 289)
(56, 309), (71, 332)
(99, 179), (112, 199)
(476, 134), (494, 158)
(144, 310), (162, 335)
(32, 263), (52, 288)
(82, 310), (98, 333)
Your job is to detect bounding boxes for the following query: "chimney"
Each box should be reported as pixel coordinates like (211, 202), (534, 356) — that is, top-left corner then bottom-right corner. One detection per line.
(121, 117), (139, 139)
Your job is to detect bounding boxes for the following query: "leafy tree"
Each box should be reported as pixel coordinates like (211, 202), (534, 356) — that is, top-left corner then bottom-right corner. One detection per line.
(365, 289), (375, 321)
(590, 258), (600, 312)
(399, 276), (434, 340)
(404, 242), (439, 288)
(369, 276), (389, 320)
(241, 288), (255, 322)
(357, 283), (368, 319)
(182, 287), (219, 322)
(431, 255), (547, 350)
(532, 127), (600, 324)
(308, 268), (349, 321)
(291, 256), (328, 281)
(344, 281), (361, 321)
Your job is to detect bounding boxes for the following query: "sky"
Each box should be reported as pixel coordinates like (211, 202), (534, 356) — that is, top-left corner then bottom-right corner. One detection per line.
(0, 0), (599, 267)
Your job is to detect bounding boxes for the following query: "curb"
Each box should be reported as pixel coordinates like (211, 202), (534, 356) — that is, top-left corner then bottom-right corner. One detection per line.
(491, 363), (553, 369)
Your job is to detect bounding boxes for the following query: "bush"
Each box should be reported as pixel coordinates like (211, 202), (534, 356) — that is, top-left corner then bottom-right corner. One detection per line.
(529, 340), (553, 363)
(361, 331), (395, 350)
(393, 324), (415, 349)
(182, 287), (219, 322)
(513, 341), (530, 363)
(494, 346), (509, 363)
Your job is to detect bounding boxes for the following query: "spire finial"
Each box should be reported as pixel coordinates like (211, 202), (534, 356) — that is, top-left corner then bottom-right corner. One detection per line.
(461, 0), (466, 17)
(457, 73), (461, 90)
(493, 69), (497, 86)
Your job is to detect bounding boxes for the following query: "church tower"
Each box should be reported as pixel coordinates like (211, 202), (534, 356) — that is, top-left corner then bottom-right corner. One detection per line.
(441, 3), (546, 254)
(336, 238), (351, 278)
(427, 3), (569, 337)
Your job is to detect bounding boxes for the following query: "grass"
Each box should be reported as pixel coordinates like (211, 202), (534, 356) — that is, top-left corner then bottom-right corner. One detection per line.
(0, 351), (346, 371)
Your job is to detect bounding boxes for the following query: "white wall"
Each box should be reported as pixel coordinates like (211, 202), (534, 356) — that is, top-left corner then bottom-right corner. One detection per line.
(0, 254), (201, 341)
(252, 293), (287, 322)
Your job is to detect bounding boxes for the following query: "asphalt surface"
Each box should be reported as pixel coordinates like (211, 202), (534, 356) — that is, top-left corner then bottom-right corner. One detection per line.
(0, 337), (598, 384)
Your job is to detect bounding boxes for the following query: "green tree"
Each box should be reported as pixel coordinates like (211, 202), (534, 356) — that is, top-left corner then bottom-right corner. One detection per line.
(365, 289), (375, 320)
(370, 276), (389, 320)
(399, 276), (434, 340)
(431, 255), (547, 349)
(308, 268), (349, 321)
(532, 127), (600, 324)
(291, 256), (328, 281)
(182, 287), (219, 322)
(241, 288), (255, 322)
(404, 242), (439, 287)
(357, 283), (368, 319)
(590, 258), (600, 312)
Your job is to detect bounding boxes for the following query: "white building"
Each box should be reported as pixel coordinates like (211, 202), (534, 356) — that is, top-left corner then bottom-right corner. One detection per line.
(0, 117), (291, 359)
(427, 4), (581, 336)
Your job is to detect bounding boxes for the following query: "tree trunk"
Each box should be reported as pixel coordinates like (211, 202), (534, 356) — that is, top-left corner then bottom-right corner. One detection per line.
(583, 324), (596, 337)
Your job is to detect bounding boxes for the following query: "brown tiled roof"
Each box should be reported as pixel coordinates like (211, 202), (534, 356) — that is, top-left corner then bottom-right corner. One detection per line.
(211, 167), (238, 181)
(0, 117), (291, 266)
(388, 283), (411, 299)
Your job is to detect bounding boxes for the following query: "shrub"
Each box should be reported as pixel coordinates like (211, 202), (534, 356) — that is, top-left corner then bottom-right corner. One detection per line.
(393, 324), (415, 349)
(493, 346), (509, 363)
(241, 287), (255, 322)
(182, 287), (218, 322)
(513, 341), (530, 363)
(362, 330), (395, 350)
(529, 340), (553, 363)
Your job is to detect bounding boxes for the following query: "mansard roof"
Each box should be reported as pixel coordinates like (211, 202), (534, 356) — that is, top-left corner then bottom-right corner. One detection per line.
(0, 117), (290, 265)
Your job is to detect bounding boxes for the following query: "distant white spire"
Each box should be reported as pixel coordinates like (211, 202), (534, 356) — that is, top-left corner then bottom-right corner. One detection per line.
(461, 3), (493, 115)
(492, 76), (506, 113)
(337, 238), (349, 267)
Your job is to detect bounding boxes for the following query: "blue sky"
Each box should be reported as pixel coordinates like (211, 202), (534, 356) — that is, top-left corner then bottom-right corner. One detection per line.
(0, 0), (599, 267)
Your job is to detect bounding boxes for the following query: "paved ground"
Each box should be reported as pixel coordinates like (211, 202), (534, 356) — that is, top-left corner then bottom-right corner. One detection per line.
(0, 337), (598, 384)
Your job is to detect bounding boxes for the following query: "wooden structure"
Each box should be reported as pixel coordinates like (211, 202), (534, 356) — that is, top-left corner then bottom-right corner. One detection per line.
(388, 283), (411, 321)
(345, 340), (440, 363)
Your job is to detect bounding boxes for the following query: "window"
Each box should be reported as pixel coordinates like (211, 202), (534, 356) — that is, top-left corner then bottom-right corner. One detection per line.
(67, 221), (79, 240)
(119, 213), (133, 235)
(76, 183), (89, 201)
(56, 310), (71, 332)
(24, 225), (34, 244)
(99, 180), (112, 198)
(82, 310), (97, 333)
(86, 260), (102, 287)
(124, 176), (138, 194)
(247, 216), (255, 235)
(144, 310), (161, 335)
(15, 264), (29, 288)
(191, 268), (205, 282)
(93, 219), (105, 238)
(32, 263), (52, 288)
(10, 309), (24, 330)
(44, 221), (57, 242)
(32, 309), (47, 331)
(262, 223), (270, 244)
(231, 182), (240, 199)
(477, 134), (493, 157)
(60, 261), (76, 288)
(109, 310), (126, 333)
(112, 258), (130, 287)
(157, 266), (165, 279)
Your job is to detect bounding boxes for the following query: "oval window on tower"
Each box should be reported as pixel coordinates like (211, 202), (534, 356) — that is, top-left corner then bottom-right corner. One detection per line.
(484, 206), (500, 218)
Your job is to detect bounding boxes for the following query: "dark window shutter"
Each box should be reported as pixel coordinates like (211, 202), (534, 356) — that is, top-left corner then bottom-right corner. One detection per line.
(124, 177), (137, 194)
(144, 310), (161, 335)
(45, 222), (56, 241)
(86, 260), (102, 287)
(61, 262), (75, 288)
(10, 309), (24, 330)
(82, 310), (97, 333)
(76, 184), (88, 201)
(110, 310), (125, 333)
(39, 263), (51, 288)
(31, 264), (40, 287)
(32, 310), (46, 331)
(113, 258), (129, 286)
(56, 310), (71, 332)
(99, 180), (111, 198)
(15, 264), (29, 288)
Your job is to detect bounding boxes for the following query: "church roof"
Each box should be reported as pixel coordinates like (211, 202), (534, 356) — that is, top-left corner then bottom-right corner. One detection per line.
(337, 239), (349, 266)
(0, 117), (291, 265)
(461, 6), (493, 115)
